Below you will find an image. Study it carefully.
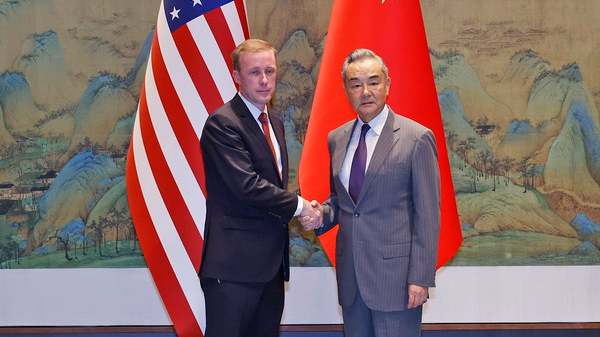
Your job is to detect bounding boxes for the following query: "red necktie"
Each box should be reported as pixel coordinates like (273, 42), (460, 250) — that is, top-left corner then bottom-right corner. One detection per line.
(258, 112), (278, 164)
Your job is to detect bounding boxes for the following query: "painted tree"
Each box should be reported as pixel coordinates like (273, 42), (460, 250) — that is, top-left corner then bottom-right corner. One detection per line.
(457, 136), (477, 170)
(445, 130), (458, 154)
(88, 219), (105, 256)
(5, 236), (21, 266)
(481, 150), (493, 179)
(98, 215), (112, 255)
(56, 219), (85, 261)
(501, 155), (515, 186)
(517, 155), (533, 193)
(122, 208), (138, 252)
(466, 137), (477, 164)
(527, 165), (544, 191)
(81, 236), (91, 256)
(467, 168), (478, 193)
(295, 117), (309, 145)
(489, 157), (501, 191)
(108, 207), (128, 254)
(0, 244), (11, 268)
(473, 151), (483, 176)
(456, 140), (468, 170)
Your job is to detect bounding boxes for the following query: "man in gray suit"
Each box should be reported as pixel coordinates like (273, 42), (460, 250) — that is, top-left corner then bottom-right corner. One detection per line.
(301, 48), (440, 337)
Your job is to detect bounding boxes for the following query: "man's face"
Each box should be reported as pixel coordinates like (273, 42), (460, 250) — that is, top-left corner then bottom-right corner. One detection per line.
(233, 50), (277, 111)
(343, 58), (390, 123)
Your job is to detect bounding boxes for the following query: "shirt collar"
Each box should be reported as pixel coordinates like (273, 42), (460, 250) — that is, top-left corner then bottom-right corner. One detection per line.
(238, 92), (267, 120)
(356, 105), (389, 136)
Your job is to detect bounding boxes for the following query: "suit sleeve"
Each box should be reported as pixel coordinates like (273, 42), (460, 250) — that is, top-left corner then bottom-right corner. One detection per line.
(315, 132), (340, 236)
(201, 114), (297, 222)
(408, 129), (441, 287)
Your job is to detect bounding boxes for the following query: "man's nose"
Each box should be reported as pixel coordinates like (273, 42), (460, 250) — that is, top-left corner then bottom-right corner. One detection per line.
(361, 84), (371, 97)
(259, 72), (269, 84)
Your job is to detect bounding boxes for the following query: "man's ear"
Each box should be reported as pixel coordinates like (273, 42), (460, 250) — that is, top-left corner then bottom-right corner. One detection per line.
(233, 70), (240, 85)
(386, 76), (391, 95)
(342, 81), (349, 99)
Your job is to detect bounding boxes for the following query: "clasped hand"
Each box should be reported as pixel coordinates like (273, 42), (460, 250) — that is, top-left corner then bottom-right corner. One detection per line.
(297, 199), (323, 231)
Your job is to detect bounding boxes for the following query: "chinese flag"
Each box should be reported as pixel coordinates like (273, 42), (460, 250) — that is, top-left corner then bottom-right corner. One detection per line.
(299, 0), (462, 269)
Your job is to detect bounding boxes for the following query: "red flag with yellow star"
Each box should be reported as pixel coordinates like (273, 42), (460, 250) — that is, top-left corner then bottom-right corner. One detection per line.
(299, 0), (462, 268)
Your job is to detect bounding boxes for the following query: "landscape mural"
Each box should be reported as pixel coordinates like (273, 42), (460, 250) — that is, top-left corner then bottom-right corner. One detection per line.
(0, 0), (159, 268)
(425, 0), (600, 265)
(0, 0), (598, 269)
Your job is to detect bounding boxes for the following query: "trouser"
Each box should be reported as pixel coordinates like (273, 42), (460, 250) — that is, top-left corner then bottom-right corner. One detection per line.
(342, 287), (422, 337)
(201, 270), (284, 337)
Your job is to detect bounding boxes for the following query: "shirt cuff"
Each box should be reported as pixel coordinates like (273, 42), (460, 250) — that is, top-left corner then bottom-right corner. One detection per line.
(294, 196), (305, 216)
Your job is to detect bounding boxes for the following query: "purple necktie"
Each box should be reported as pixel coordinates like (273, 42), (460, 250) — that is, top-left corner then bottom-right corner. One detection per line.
(349, 124), (370, 203)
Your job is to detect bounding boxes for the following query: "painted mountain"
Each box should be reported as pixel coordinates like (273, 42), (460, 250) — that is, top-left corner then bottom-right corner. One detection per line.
(2, 0), (598, 268)
(0, 0), (159, 268)
(435, 49), (600, 265)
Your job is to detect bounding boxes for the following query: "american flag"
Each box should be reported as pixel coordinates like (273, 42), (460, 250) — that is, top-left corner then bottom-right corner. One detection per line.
(125, 1), (249, 336)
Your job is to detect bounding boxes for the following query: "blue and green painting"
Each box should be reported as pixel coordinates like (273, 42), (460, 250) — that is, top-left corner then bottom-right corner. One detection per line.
(0, 0), (159, 268)
(424, 0), (600, 265)
(0, 0), (598, 268)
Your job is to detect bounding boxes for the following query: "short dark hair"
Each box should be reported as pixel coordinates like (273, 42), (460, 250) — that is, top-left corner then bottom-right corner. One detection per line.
(341, 48), (389, 81)
(232, 39), (277, 71)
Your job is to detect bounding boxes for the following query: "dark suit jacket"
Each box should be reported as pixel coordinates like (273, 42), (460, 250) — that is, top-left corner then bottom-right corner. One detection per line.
(199, 94), (297, 283)
(316, 109), (441, 312)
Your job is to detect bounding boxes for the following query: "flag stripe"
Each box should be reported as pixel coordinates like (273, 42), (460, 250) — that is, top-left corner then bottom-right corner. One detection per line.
(221, 1), (246, 47)
(145, 56), (208, 251)
(126, 148), (203, 337)
(151, 32), (209, 198)
(233, 0), (250, 41)
(204, 8), (236, 75)
(187, 16), (238, 102)
(156, 4), (208, 138)
(133, 106), (206, 328)
(172, 25), (224, 114)
(127, 1), (250, 335)
(138, 79), (203, 271)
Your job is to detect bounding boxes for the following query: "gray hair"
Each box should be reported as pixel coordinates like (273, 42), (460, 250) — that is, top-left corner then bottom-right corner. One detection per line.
(341, 48), (389, 81)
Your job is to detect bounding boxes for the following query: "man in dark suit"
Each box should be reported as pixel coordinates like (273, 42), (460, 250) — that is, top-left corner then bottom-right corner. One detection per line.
(301, 49), (440, 337)
(200, 39), (320, 337)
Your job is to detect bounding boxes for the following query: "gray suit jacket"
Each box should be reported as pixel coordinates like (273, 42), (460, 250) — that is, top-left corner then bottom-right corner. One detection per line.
(316, 109), (440, 312)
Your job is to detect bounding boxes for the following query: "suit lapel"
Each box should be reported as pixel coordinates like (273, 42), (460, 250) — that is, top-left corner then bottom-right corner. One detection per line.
(271, 114), (287, 187)
(232, 95), (268, 150)
(232, 94), (283, 187)
(358, 111), (401, 204)
(333, 120), (357, 204)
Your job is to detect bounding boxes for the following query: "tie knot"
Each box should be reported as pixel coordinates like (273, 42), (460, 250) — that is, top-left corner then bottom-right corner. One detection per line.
(360, 123), (370, 136)
(258, 112), (269, 125)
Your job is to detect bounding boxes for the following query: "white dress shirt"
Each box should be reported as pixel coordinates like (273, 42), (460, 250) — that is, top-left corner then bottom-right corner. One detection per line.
(239, 93), (283, 174)
(340, 106), (390, 193)
(238, 93), (304, 215)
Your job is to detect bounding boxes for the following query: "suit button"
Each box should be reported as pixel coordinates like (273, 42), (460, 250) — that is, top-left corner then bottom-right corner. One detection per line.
(282, 223), (287, 228)
(354, 212), (360, 218)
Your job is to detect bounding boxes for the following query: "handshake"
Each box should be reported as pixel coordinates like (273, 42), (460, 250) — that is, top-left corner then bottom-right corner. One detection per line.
(297, 199), (323, 231)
